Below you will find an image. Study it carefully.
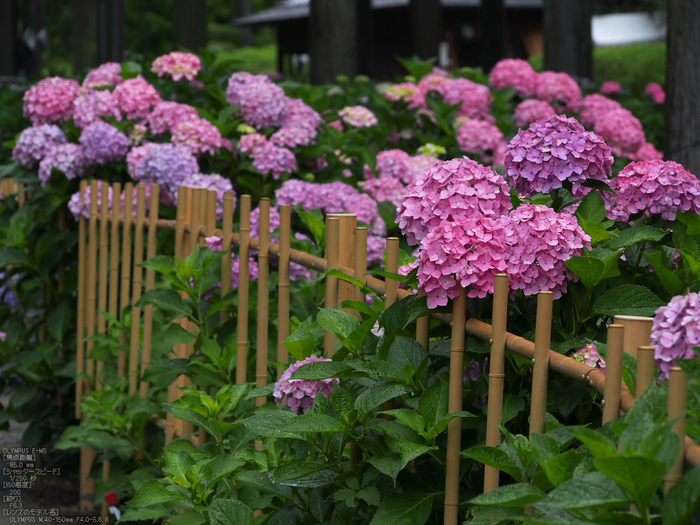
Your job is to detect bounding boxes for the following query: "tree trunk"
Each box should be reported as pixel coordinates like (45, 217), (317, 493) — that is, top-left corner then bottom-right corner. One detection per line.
(235, 0), (252, 47)
(309, 0), (357, 84)
(410, 0), (440, 61)
(664, 0), (700, 174)
(479, 0), (506, 72)
(173, 0), (207, 52)
(0, 0), (17, 76)
(543, 0), (592, 79)
(97, 0), (124, 64)
(72, 0), (96, 73)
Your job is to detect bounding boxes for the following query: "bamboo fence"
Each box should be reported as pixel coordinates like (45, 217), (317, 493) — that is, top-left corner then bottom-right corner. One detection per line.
(65, 181), (700, 522)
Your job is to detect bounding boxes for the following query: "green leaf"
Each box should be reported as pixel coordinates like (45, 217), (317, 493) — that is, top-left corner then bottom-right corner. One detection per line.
(564, 256), (605, 289)
(284, 329), (317, 361)
(128, 480), (181, 506)
(578, 215), (614, 244)
(387, 439), (437, 470)
(608, 225), (667, 250)
(339, 299), (376, 316)
(140, 255), (177, 274)
(368, 455), (403, 483)
(204, 456), (246, 490)
(592, 284), (665, 317)
(419, 378), (449, 429)
(594, 456), (666, 512)
(209, 499), (254, 525)
(353, 360), (404, 381)
(242, 411), (299, 438)
(544, 450), (581, 487)
(501, 394), (526, 424)
(170, 406), (217, 437)
(369, 491), (433, 525)
(290, 360), (352, 381)
(643, 250), (683, 296)
(536, 471), (630, 510)
(355, 382), (411, 417)
(387, 336), (428, 371)
(380, 409), (426, 434)
(281, 413), (350, 434)
(567, 427), (617, 459)
(317, 308), (360, 340)
(46, 302), (72, 343)
(169, 512), (206, 525)
(469, 483), (545, 507)
(577, 190), (608, 223)
(662, 466), (700, 525)
(462, 445), (523, 482)
(138, 288), (191, 318)
(272, 462), (337, 488)
(324, 268), (367, 291)
(0, 247), (28, 266)
(163, 450), (194, 486)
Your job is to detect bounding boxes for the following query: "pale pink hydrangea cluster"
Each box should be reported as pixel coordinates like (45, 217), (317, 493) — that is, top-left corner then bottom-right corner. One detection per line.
(79, 121), (131, 165)
(126, 143), (155, 178)
(645, 83), (666, 104)
(151, 52), (201, 82)
(12, 124), (67, 168)
(113, 77), (162, 120)
(83, 62), (123, 89)
(604, 160), (700, 221)
(534, 71), (582, 112)
(503, 115), (613, 198)
(204, 235), (259, 290)
(23, 77), (81, 125)
(38, 143), (85, 185)
(361, 176), (406, 207)
(226, 72), (289, 129)
(572, 343), (606, 371)
(514, 99), (556, 128)
(148, 101), (199, 135)
(593, 108), (646, 158)
(237, 133), (269, 156)
(283, 98), (323, 130)
(631, 142), (663, 161)
(384, 82), (419, 103)
(577, 94), (622, 128)
(503, 204), (590, 299)
(364, 149), (441, 185)
(433, 78), (493, 121)
(273, 355), (340, 414)
(68, 181), (113, 220)
(600, 81), (622, 95)
(489, 58), (539, 97)
(651, 292), (700, 381)
(251, 143), (298, 179)
(72, 89), (122, 128)
(270, 125), (316, 148)
(180, 173), (234, 220)
(397, 157), (512, 245)
(456, 119), (504, 163)
(339, 106), (378, 127)
(171, 118), (231, 156)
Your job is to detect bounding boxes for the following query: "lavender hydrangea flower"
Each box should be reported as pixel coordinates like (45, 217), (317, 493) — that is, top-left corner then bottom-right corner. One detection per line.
(38, 144), (85, 185)
(651, 292), (700, 380)
(273, 355), (340, 414)
(252, 143), (298, 179)
(134, 143), (200, 197)
(12, 124), (67, 168)
(72, 89), (122, 128)
(79, 121), (131, 165)
(226, 72), (289, 129)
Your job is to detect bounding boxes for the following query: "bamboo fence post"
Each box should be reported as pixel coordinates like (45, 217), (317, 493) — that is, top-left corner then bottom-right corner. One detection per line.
(277, 205), (292, 374)
(205, 190), (217, 238)
(256, 198), (271, 404)
(636, 346), (656, 398)
(324, 216), (340, 355)
(484, 274), (509, 493)
(327, 213), (357, 311)
(58, 204), (66, 295)
(118, 184), (134, 379)
(75, 181), (88, 419)
(181, 187), (196, 437)
(602, 324), (625, 424)
(529, 291), (553, 437)
(443, 286), (468, 525)
(108, 182), (122, 347)
(613, 315), (653, 359)
(220, 193), (234, 327)
(665, 367), (687, 492)
(236, 195), (251, 384)
(128, 185), (147, 396)
(353, 227), (368, 318)
(85, 181), (99, 394)
(96, 185), (110, 387)
(190, 187), (203, 253)
(383, 237), (400, 415)
(140, 185), (160, 399)
(416, 289), (430, 351)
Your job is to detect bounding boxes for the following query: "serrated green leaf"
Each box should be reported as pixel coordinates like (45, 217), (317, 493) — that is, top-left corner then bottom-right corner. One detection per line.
(284, 329), (317, 361)
(209, 499), (253, 525)
(281, 413), (350, 434)
(592, 284), (665, 317)
(369, 491), (433, 525)
(469, 483), (545, 507)
(662, 466), (700, 525)
(536, 471), (629, 510)
(272, 462), (337, 488)
(419, 378), (449, 429)
(608, 225), (667, 250)
(356, 382), (410, 417)
(317, 308), (360, 340)
(290, 360), (352, 381)
(128, 480), (181, 506)
(462, 445), (523, 482)
(242, 411), (298, 438)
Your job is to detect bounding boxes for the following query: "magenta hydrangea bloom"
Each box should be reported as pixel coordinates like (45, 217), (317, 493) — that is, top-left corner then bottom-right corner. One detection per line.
(83, 62), (123, 89)
(237, 133), (269, 156)
(72, 89), (122, 128)
(365, 149), (413, 182)
(600, 81), (622, 95)
(282, 98), (323, 130)
(270, 125), (317, 148)
(23, 77), (81, 125)
(434, 78), (493, 120)
(456, 119), (504, 163)
(252, 143), (297, 179)
(572, 343), (606, 371)
(180, 173), (233, 220)
(148, 101), (199, 135)
(631, 142), (663, 161)
(134, 143), (200, 198)
(38, 144), (85, 185)
(172, 117), (229, 156)
(503, 204), (590, 299)
(578, 94), (622, 128)
(645, 83), (666, 104)
(126, 143), (155, 178)
(339, 106), (378, 127)
(514, 99), (556, 128)
(503, 115), (613, 198)
(151, 52), (201, 82)
(273, 355), (340, 414)
(397, 157), (512, 245)
(489, 58), (539, 97)
(68, 181), (113, 220)
(534, 71), (582, 112)
(79, 121), (130, 165)
(12, 124), (67, 168)
(593, 108), (646, 158)
(113, 77), (162, 120)
(604, 160), (700, 221)
(226, 72), (289, 129)
(651, 292), (700, 380)
(361, 176), (406, 207)
(418, 215), (510, 307)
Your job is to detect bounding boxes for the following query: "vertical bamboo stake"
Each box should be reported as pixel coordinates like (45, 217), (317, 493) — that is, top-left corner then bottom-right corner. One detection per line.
(79, 448), (96, 511)
(613, 315), (653, 359)
(108, 182), (122, 344)
(220, 193), (234, 327)
(205, 190), (217, 238)
(75, 181), (88, 419)
(636, 346), (656, 398)
(484, 274), (509, 493)
(384, 237), (399, 307)
(190, 187), (203, 253)
(127, 185), (146, 396)
(665, 367), (687, 492)
(529, 291), (553, 437)
(180, 187), (195, 437)
(118, 184), (134, 379)
(58, 205), (66, 295)
(85, 181), (100, 393)
(256, 198), (270, 405)
(327, 213), (357, 310)
(324, 217), (340, 355)
(353, 227), (368, 316)
(443, 286), (468, 525)
(236, 195), (251, 384)
(602, 324), (625, 424)
(140, 185), (160, 399)
(96, 186), (110, 387)
(416, 290), (430, 351)
(277, 205), (292, 375)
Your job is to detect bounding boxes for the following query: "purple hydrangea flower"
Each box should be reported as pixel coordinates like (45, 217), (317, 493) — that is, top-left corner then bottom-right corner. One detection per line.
(252, 143), (298, 179)
(38, 143), (85, 185)
(72, 89), (122, 129)
(79, 121), (131, 165)
(134, 143), (200, 198)
(273, 355), (340, 414)
(226, 72), (289, 129)
(12, 124), (67, 168)
(651, 292), (700, 380)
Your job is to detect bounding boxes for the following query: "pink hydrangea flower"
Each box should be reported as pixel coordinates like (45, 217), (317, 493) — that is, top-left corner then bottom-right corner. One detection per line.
(237, 133), (269, 156)
(113, 77), (162, 120)
(83, 62), (123, 89)
(282, 98), (323, 130)
(631, 142), (663, 162)
(12, 124), (67, 168)
(226, 72), (289, 129)
(79, 121), (131, 165)
(514, 99), (556, 128)
(273, 355), (340, 414)
(578, 94), (622, 128)
(456, 119), (504, 163)
(604, 160), (700, 221)
(365, 149), (413, 182)
(23, 77), (81, 125)
(270, 125), (317, 148)
(645, 83), (666, 104)
(433, 78), (493, 120)
(172, 117), (229, 156)
(572, 343), (606, 371)
(600, 81), (622, 95)
(397, 157), (512, 246)
(39, 143), (85, 185)
(503, 115), (613, 198)
(68, 181), (114, 220)
(593, 108), (646, 159)
(72, 89), (122, 128)
(361, 177), (406, 207)
(252, 143), (298, 179)
(126, 143), (155, 179)
(339, 106), (378, 127)
(535, 71), (582, 112)
(328, 120), (344, 131)
(489, 58), (539, 97)
(651, 292), (700, 380)
(148, 101), (199, 135)
(385, 82), (419, 102)
(151, 52), (201, 82)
